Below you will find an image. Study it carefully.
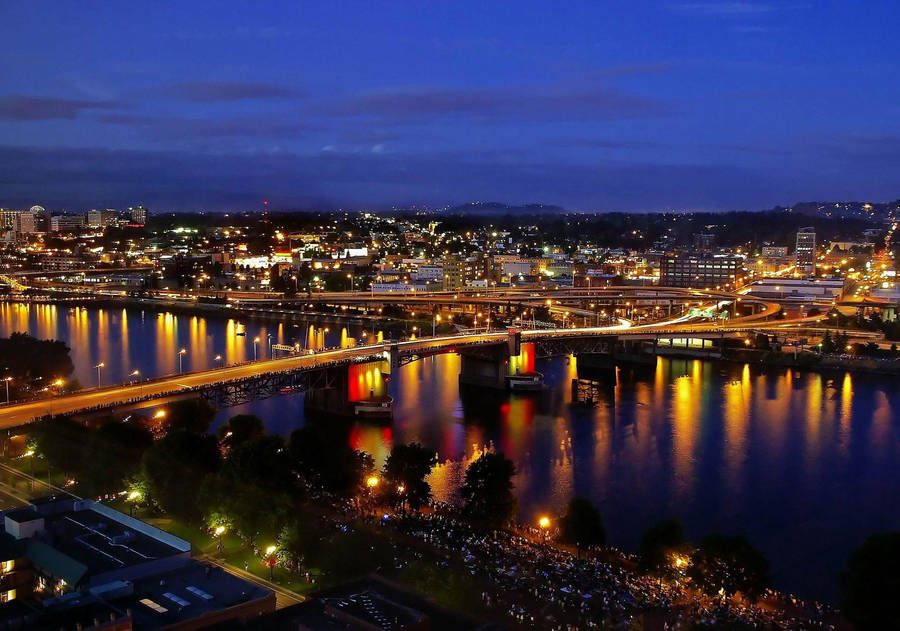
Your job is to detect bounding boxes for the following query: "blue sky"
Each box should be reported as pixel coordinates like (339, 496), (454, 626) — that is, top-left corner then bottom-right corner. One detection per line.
(1, 1), (898, 212)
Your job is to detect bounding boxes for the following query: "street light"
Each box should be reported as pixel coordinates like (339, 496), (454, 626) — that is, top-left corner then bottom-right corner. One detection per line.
(433, 313), (441, 336)
(3, 377), (11, 405)
(95, 363), (104, 388)
(178, 348), (187, 374)
(215, 354), (223, 367)
(265, 544), (277, 580)
(253, 337), (260, 361)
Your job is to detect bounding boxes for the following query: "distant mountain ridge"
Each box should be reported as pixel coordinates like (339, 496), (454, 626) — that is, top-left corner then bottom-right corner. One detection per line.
(443, 201), (566, 216)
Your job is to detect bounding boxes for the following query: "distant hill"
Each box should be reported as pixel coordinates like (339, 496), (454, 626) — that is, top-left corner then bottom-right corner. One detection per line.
(781, 200), (900, 221)
(444, 202), (566, 216)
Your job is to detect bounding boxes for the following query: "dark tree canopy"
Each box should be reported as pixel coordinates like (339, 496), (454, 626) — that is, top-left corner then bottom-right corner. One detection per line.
(218, 414), (265, 448)
(164, 398), (216, 435)
(689, 533), (770, 600)
(381, 442), (438, 510)
(841, 531), (900, 630)
(0, 333), (73, 396)
(221, 435), (293, 493)
(460, 452), (517, 529)
(289, 426), (374, 497)
(82, 420), (154, 495)
(141, 429), (220, 522)
(640, 518), (686, 572)
(559, 496), (606, 556)
(29, 416), (88, 477)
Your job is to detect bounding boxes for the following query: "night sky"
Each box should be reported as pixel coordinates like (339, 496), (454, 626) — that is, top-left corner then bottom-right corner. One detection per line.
(1, 1), (898, 212)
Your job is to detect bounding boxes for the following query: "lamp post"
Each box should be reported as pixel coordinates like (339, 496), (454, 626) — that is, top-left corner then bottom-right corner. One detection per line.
(3, 377), (11, 405)
(347, 272), (353, 292)
(265, 545), (277, 580)
(215, 354), (223, 367)
(95, 363), (104, 388)
(178, 348), (187, 374)
(253, 337), (260, 361)
(24, 449), (35, 492)
(433, 313), (441, 336)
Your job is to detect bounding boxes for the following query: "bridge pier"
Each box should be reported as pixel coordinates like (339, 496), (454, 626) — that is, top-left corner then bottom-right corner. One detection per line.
(458, 339), (544, 391)
(304, 361), (393, 420)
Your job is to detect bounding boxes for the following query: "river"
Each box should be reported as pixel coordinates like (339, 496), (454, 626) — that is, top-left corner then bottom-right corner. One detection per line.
(2, 301), (898, 602)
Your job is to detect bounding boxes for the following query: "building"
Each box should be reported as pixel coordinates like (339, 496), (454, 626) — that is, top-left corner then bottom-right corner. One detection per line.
(414, 264), (443, 282)
(692, 233), (717, 250)
(14, 211), (38, 235)
(50, 214), (86, 233)
(87, 209), (119, 229)
(756, 246), (792, 275)
(0, 497), (274, 630)
(795, 227), (816, 274)
(659, 254), (742, 289)
(442, 255), (465, 291)
(129, 206), (149, 226)
(743, 277), (844, 301)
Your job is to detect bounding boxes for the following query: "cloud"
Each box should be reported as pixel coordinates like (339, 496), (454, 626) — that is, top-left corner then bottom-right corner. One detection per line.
(0, 95), (123, 121)
(316, 82), (668, 124)
(158, 80), (304, 102)
(97, 113), (309, 138)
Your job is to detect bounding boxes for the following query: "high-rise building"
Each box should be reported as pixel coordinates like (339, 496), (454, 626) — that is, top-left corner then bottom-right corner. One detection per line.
(129, 205), (148, 225)
(14, 211), (37, 235)
(795, 227), (816, 274)
(0, 209), (22, 233)
(442, 255), (465, 290)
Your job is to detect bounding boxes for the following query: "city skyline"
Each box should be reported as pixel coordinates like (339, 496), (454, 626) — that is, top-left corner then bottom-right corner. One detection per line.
(2, 1), (900, 211)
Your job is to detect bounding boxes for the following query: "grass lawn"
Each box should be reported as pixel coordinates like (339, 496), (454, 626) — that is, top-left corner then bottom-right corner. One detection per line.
(106, 499), (319, 595)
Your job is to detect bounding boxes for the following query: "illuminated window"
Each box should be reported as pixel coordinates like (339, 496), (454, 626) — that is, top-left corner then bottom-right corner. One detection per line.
(0, 590), (14, 603)
(0, 561), (12, 574)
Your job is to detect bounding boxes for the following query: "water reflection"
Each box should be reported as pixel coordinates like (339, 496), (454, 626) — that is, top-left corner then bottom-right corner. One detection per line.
(2, 303), (900, 600)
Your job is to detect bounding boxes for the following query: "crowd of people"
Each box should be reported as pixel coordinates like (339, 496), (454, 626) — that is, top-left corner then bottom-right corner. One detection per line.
(326, 499), (844, 631)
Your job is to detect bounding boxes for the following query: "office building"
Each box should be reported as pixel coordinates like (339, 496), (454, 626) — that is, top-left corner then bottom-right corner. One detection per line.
(659, 254), (742, 289)
(129, 206), (149, 226)
(50, 214), (87, 233)
(87, 209), (119, 229)
(795, 227), (816, 274)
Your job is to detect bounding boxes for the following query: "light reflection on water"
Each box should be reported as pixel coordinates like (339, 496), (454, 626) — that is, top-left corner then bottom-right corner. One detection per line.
(3, 303), (900, 601)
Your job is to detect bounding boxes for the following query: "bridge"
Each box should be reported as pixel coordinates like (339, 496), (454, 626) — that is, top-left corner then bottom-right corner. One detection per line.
(0, 319), (800, 428)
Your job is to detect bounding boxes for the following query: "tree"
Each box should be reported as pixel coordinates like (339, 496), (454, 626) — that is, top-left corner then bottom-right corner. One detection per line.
(221, 435), (293, 493)
(460, 452), (517, 528)
(841, 531), (900, 630)
(639, 518), (686, 572)
(559, 497), (606, 557)
(276, 519), (326, 572)
(141, 429), (220, 522)
(164, 398), (216, 435)
(289, 426), (374, 496)
(381, 442), (438, 510)
(81, 421), (153, 495)
(199, 472), (284, 547)
(28, 416), (88, 479)
(218, 414), (265, 449)
(689, 533), (770, 600)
